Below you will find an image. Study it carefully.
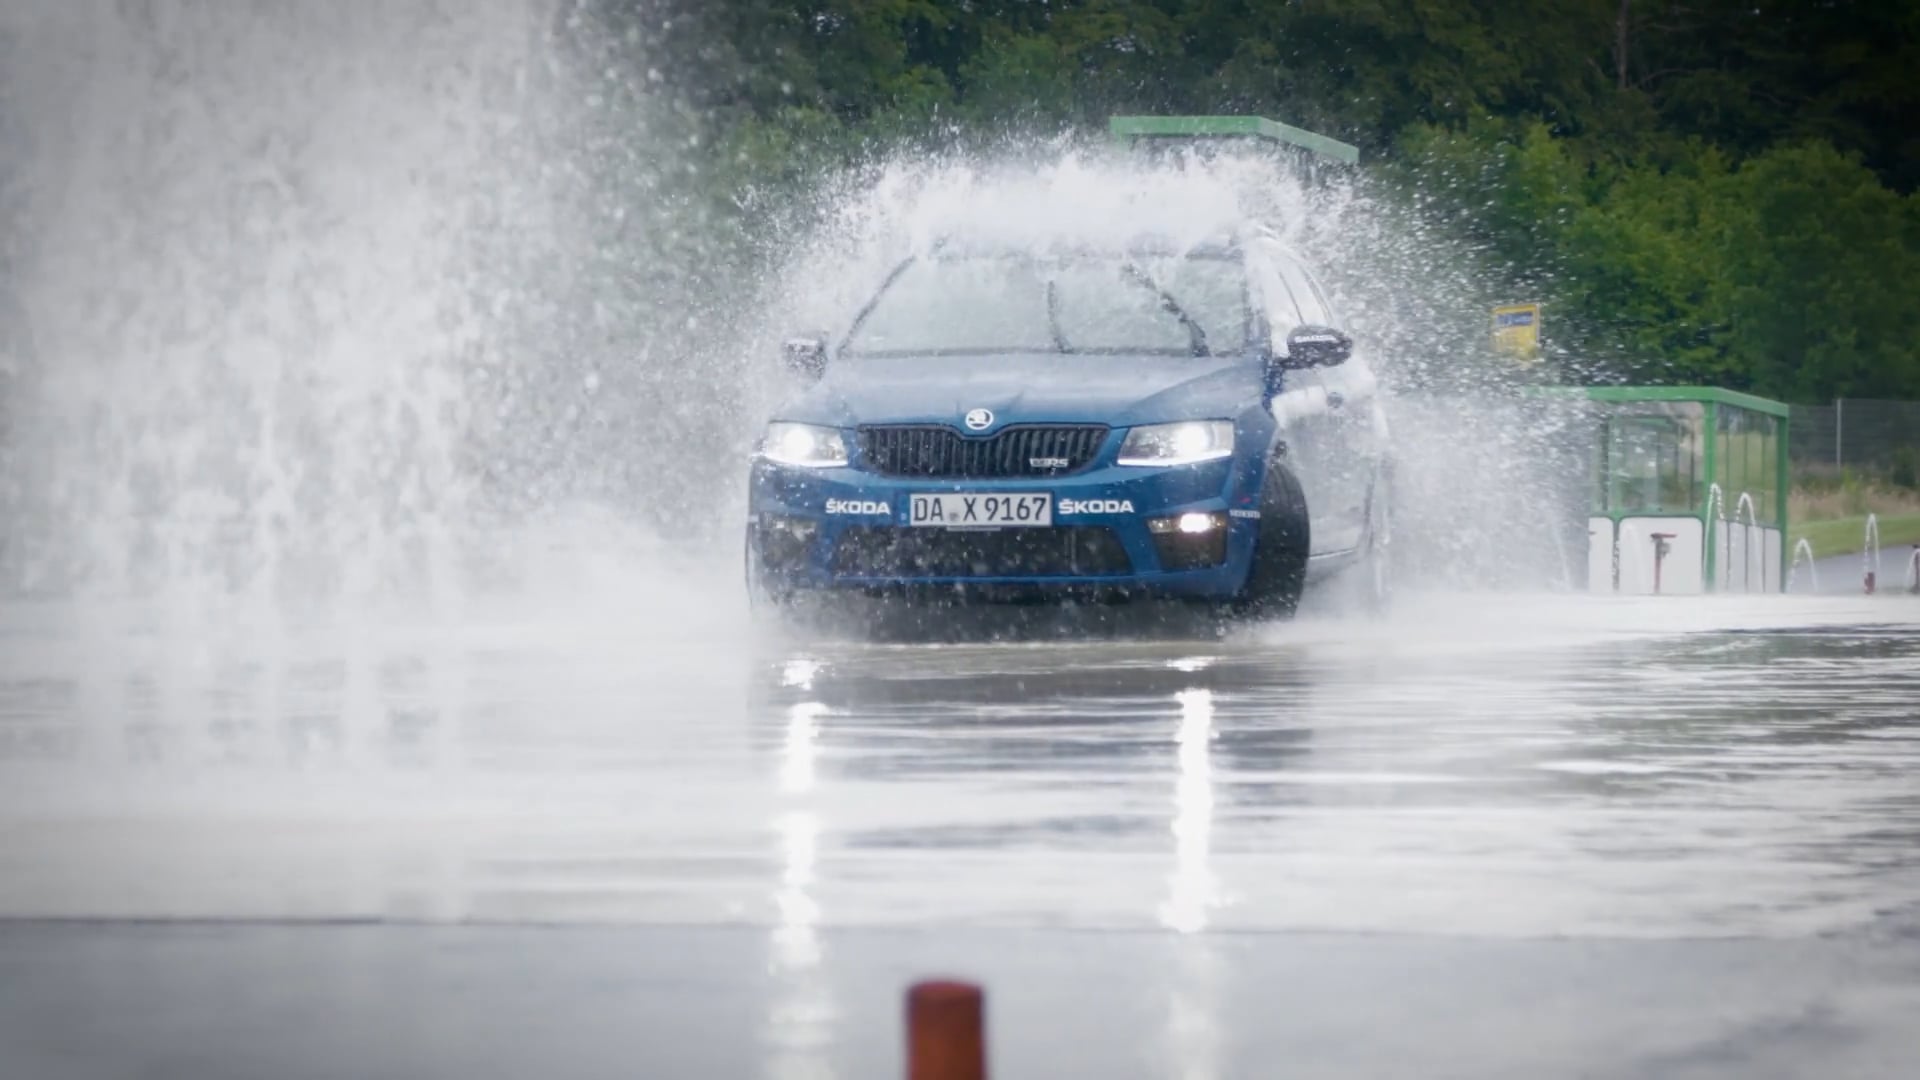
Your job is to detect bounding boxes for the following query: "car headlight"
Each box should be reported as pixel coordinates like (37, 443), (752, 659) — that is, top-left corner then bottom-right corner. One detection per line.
(1116, 420), (1234, 466)
(758, 422), (849, 468)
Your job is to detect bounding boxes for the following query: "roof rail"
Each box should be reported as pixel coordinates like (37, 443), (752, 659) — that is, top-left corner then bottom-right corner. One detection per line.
(1108, 115), (1360, 166)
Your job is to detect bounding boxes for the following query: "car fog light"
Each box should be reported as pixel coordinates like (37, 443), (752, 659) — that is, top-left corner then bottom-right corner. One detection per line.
(755, 515), (819, 570)
(767, 516), (818, 541)
(1148, 512), (1229, 570)
(1148, 512), (1227, 535)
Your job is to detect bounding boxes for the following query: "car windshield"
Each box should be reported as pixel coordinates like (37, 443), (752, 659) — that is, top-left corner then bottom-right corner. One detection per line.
(842, 253), (1248, 358)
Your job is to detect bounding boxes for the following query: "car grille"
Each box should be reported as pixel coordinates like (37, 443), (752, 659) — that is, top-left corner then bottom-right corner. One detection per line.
(858, 425), (1109, 478)
(830, 527), (1132, 578)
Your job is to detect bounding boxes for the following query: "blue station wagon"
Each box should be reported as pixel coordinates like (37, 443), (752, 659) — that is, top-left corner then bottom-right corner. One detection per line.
(745, 226), (1392, 618)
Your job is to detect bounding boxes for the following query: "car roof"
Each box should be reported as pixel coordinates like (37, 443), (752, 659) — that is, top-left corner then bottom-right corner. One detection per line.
(926, 221), (1280, 261)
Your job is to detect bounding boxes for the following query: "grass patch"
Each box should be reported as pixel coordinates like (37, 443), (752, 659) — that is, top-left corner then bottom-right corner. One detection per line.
(1791, 466), (1920, 522)
(1790, 512), (1920, 560)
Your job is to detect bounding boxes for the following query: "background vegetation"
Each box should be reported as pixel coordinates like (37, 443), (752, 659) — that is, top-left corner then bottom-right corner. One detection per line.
(580, 0), (1920, 406)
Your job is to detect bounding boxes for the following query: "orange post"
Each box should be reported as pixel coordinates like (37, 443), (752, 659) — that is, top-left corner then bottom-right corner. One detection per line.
(906, 979), (987, 1080)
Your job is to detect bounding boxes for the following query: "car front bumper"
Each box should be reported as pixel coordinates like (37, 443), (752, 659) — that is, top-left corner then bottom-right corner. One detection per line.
(746, 456), (1265, 600)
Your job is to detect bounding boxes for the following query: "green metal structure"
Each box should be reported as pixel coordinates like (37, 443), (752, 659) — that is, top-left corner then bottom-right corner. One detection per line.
(1552, 386), (1793, 593)
(1108, 115), (1361, 166)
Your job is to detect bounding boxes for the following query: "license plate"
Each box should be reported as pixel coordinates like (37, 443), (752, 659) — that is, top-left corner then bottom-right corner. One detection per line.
(909, 493), (1052, 527)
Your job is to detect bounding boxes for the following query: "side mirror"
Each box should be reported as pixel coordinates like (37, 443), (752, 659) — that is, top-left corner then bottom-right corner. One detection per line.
(782, 333), (828, 380)
(1280, 324), (1353, 369)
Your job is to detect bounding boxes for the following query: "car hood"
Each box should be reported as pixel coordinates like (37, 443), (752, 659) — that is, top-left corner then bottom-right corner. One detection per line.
(777, 352), (1263, 431)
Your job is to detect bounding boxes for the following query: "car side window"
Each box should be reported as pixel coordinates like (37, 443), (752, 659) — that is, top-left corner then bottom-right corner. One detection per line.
(1249, 245), (1304, 340)
(1275, 252), (1331, 327)
(1304, 271), (1339, 326)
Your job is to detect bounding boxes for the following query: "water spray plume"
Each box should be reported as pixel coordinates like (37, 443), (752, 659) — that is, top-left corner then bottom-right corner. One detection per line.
(756, 144), (1586, 594)
(1788, 539), (1820, 594)
(0, 3), (558, 618)
(1863, 513), (1880, 595)
(0, 4), (1613, 763)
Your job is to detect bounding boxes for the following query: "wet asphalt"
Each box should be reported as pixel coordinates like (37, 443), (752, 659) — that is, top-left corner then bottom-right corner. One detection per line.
(1, 585), (1918, 1078)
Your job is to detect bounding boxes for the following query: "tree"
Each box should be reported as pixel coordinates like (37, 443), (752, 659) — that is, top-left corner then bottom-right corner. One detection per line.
(576, 0), (1920, 401)
(1715, 142), (1920, 400)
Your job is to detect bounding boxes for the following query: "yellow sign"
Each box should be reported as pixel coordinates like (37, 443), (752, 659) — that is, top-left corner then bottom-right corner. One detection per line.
(1492, 303), (1542, 360)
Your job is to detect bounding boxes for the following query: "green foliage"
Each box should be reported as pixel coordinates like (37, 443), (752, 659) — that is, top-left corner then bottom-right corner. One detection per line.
(1792, 513), (1920, 558)
(1397, 124), (1920, 400)
(955, 34), (1073, 131)
(1715, 142), (1920, 401)
(585, 0), (1920, 402)
(1892, 448), (1920, 492)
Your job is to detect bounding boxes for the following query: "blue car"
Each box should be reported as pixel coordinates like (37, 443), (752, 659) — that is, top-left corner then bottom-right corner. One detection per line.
(745, 226), (1391, 618)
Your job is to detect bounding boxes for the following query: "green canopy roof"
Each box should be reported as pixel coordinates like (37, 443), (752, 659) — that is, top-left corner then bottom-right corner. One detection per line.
(1108, 115), (1360, 166)
(1530, 385), (1792, 419)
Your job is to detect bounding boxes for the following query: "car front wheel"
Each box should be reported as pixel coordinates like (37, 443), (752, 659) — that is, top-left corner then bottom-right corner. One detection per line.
(744, 532), (791, 612)
(1230, 457), (1311, 620)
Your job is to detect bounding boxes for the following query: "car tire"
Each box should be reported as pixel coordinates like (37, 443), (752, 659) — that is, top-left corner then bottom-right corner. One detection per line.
(744, 530), (791, 612)
(1231, 457), (1311, 620)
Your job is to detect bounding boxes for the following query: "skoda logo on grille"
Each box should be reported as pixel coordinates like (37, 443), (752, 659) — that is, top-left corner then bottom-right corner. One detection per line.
(963, 408), (994, 431)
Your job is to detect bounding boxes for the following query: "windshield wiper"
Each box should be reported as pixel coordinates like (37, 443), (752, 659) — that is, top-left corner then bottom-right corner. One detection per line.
(1120, 262), (1209, 356)
(1044, 278), (1070, 352)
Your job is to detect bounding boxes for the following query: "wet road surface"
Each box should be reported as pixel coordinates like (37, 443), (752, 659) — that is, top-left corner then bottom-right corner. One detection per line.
(2, 582), (1918, 1077)
(1811, 546), (1920, 596)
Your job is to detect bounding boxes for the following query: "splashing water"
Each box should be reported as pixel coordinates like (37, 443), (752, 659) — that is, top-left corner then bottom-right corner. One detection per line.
(1863, 513), (1881, 594)
(1616, 520), (1647, 594)
(0, 2), (781, 761)
(1732, 491), (1760, 594)
(3, 4), (539, 614)
(0, 2), (765, 622)
(750, 147), (1591, 595)
(1, 7), (1601, 630)
(1788, 538), (1820, 594)
(0, 6), (1621, 774)
(1705, 482), (1727, 590)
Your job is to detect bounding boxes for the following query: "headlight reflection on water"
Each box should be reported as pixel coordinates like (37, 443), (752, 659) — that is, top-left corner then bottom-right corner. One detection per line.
(779, 701), (823, 797)
(766, 691), (833, 1075)
(1161, 687), (1218, 934)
